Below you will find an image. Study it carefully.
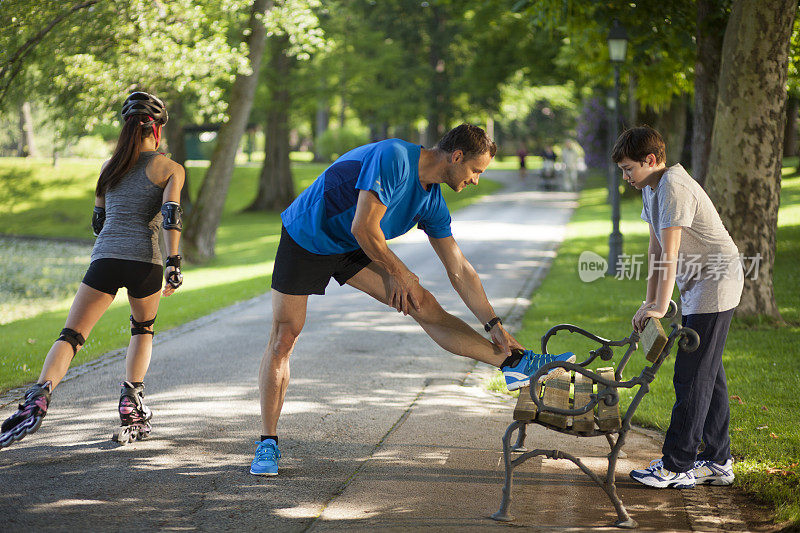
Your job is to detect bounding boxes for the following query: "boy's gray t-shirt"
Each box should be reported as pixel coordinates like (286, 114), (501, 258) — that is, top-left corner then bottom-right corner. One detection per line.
(641, 164), (743, 314)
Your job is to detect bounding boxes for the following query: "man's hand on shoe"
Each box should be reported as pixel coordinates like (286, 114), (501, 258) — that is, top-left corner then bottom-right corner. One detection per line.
(489, 323), (522, 356)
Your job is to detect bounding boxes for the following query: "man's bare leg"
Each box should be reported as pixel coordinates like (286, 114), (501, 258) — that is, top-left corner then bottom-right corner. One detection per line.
(259, 290), (308, 435)
(346, 263), (507, 367)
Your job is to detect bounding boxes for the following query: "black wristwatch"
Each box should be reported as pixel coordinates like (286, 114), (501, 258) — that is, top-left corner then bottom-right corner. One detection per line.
(484, 316), (502, 332)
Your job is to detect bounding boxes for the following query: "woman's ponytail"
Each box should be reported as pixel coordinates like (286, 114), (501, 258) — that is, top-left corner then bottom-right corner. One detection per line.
(95, 117), (149, 197)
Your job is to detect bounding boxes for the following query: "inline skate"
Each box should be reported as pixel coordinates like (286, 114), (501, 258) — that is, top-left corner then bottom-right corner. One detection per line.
(0, 381), (52, 450)
(112, 381), (152, 445)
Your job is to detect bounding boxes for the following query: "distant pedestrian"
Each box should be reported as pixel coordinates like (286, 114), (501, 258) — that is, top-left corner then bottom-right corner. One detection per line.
(541, 145), (557, 190)
(0, 92), (185, 450)
(517, 145), (528, 181)
(613, 126), (742, 489)
(561, 140), (579, 191)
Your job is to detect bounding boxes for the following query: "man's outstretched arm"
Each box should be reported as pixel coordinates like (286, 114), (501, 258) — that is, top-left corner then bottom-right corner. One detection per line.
(351, 189), (423, 315)
(428, 235), (521, 355)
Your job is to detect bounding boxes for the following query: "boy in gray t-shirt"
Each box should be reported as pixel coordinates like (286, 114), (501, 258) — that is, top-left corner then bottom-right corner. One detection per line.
(612, 126), (743, 489)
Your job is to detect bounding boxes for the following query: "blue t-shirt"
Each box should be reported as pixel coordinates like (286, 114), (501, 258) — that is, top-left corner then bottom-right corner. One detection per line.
(281, 139), (452, 255)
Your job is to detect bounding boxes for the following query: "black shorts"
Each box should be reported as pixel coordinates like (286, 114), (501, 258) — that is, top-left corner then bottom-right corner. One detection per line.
(83, 258), (163, 298)
(271, 226), (372, 295)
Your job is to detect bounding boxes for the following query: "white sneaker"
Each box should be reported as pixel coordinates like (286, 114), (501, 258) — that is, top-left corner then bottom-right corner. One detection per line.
(630, 459), (696, 489)
(694, 458), (735, 485)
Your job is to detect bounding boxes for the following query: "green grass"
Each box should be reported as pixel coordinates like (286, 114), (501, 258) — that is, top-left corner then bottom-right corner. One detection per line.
(489, 155), (544, 171)
(0, 157), (501, 392)
(504, 166), (800, 525)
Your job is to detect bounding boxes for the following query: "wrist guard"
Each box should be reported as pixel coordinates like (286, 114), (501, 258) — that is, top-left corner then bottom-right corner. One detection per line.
(165, 255), (183, 289)
(161, 201), (182, 231)
(92, 206), (105, 237)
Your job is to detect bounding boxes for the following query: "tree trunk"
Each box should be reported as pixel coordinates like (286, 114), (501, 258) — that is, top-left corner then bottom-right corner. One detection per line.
(705, 0), (796, 319)
(425, 5), (448, 146)
(18, 101), (37, 157)
(17, 105), (25, 156)
(631, 97), (689, 198)
(659, 97), (688, 166)
(165, 98), (187, 168)
(247, 34), (295, 212)
(338, 17), (348, 129)
(783, 95), (798, 157)
(182, 0), (272, 263)
(627, 74), (638, 128)
(164, 97), (192, 212)
(692, 0), (727, 186)
(314, 100), (329, 162)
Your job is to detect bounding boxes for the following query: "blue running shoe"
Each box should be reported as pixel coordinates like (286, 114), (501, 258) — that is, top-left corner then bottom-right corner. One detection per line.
(501, 350), (576, 391)
(250, 439), (280, 476)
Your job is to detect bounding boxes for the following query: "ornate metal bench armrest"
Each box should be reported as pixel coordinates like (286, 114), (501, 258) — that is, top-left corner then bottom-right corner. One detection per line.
(663, 300), (679, 320)
(541, 324), (637, 369)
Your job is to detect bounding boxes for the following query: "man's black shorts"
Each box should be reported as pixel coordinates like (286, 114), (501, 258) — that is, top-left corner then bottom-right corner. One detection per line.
(83, 258), (163, 298)
(271, 226), (372, 295)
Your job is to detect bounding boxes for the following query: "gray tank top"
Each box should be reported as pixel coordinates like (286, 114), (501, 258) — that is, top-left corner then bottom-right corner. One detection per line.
(91, 152), (165, 265)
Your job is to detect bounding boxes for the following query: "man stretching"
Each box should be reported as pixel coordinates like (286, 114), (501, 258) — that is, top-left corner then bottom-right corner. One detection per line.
(251, 124), (574, 475)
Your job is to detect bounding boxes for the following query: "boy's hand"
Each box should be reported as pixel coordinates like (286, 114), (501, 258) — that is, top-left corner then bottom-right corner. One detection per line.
(632, 303), (665, 332)
(632, 301), (654, 327)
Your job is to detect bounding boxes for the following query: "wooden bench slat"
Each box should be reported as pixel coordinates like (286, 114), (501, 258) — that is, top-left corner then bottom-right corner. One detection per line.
(537, 374), (571, 428)
(572, 372), (594, 434)
(511, 367), (624, 434)
(596, 367), (621, 431)
(513, 384), (540, 421)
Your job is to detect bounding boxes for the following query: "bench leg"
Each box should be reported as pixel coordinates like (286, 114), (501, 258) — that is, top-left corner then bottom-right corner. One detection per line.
(605, 433), (626, 458)
(606, 431), (637, 529)
(491, 420), (522, 522)
(511, 422), (527, 452)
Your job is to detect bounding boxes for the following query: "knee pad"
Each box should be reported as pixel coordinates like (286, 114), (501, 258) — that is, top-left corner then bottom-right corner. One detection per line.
(130, 315), (156, 336)
(57, 328), (86, 356)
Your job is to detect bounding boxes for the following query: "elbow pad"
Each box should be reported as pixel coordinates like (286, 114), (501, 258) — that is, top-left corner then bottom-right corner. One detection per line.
(92, 206), (105, 237)
(161, 201), (182, 231)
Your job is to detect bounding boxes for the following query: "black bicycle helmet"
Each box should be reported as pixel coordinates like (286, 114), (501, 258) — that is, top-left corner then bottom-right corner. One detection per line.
(121, 91), (168, 126)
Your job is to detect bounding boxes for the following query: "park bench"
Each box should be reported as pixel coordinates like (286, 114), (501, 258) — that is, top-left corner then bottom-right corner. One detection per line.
(491, 301), (699, 528)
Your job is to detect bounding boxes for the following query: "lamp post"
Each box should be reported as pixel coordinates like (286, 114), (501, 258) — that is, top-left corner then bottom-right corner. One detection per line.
(606, 19), (627, 276)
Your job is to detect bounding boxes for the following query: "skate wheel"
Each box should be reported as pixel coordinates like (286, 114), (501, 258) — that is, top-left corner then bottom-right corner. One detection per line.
(113, 427), (132, 445)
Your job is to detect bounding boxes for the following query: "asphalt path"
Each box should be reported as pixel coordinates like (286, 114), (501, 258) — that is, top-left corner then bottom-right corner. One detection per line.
(0, 172), (770, 532)
(0, 170), (579, 531)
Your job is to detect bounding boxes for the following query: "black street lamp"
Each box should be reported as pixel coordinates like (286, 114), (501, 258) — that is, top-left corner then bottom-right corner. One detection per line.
(606, 19), (627, 276)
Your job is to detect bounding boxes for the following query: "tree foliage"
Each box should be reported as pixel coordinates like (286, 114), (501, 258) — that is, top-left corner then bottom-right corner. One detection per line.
(1, 0), (252, 137)
(513, 0), (696, 111)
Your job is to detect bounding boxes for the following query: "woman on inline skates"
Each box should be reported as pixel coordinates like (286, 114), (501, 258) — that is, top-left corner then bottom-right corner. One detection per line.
(0, 91), (185, 447)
